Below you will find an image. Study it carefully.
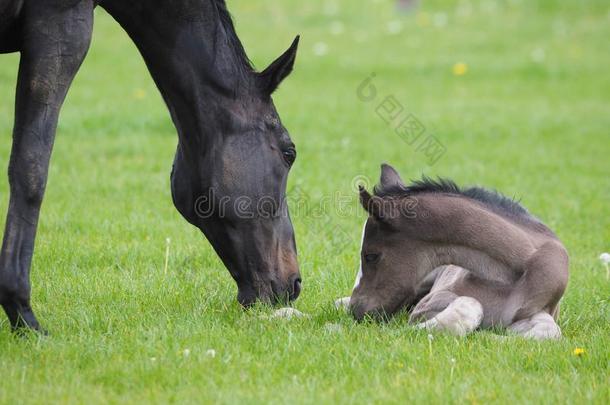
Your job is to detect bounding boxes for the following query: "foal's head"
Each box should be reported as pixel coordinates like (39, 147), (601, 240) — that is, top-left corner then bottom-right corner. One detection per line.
(350, 164), (425, 321)
(170, 36), (302, 306)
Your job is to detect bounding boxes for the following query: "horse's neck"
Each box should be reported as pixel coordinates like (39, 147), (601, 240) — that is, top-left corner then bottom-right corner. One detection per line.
(99, 0), (250, 159)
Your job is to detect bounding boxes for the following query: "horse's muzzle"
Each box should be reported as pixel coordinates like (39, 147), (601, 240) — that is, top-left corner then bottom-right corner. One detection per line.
(236, 274), (302, 307)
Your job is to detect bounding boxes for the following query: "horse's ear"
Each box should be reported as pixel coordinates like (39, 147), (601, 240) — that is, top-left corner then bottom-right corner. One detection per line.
(359, 186), (383, 219)
(258, 36), (300, 95)
(380, 163), (405, 189)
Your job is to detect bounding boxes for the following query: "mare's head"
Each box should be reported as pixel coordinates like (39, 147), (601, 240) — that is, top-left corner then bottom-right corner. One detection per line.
(170, 27), (302, 306)
(350, 164), (425, 321)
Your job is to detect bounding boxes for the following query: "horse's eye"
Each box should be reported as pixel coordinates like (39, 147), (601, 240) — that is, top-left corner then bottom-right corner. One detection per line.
(364, 254), (380, 264)
(282, 147), (296, 166)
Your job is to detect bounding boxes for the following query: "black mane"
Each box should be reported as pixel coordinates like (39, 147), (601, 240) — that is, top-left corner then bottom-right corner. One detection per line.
(374, 176), (532, 219)
(213, 0), (254, 72)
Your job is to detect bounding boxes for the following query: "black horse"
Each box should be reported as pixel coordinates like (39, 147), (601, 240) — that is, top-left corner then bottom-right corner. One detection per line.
(0, 0), (302, 331)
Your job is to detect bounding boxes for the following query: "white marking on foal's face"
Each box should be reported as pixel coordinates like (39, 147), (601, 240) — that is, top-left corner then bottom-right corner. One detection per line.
(352, 221), (367, 290)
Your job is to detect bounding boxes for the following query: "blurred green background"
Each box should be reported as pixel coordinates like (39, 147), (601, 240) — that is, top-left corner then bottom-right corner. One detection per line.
(0, 0), (608, 403)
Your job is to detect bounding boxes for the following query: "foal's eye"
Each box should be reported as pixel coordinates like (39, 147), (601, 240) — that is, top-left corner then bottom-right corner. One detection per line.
(364, 254), (380, 264)
(282, 147), (297, 166)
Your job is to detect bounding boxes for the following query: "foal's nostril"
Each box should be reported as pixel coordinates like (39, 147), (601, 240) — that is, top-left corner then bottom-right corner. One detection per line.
(350, 303), (365, 322)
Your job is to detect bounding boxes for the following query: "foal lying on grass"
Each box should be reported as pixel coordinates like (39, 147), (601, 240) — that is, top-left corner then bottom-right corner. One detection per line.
(337, 164), (569, 341)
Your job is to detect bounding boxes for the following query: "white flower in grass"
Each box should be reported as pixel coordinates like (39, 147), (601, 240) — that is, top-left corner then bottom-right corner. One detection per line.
(600, 253), (610, 280)
(183, 349), (191, 357)
(481, 0), (499, 14)
(386, 20), (403, 35)
(313, 42), (328, 57)
(323, 2), (339, 16)
(427, 334), (434, 356)
(164, 237), (171, 275)
(324, 322), (343, 334)
(457, 2), (472, 18)
(433, 13), (448, 28)
(531, 48), (546, 63)
(270, 307), (308, 319)
(330, 21), (344, 36)
(449, 357), (457, 380)
(354, 32), (367, 44)
(206, 349), (216, 358)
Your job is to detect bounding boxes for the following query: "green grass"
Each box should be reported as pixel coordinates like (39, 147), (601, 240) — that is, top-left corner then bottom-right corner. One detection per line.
(1, 0), (609, 403)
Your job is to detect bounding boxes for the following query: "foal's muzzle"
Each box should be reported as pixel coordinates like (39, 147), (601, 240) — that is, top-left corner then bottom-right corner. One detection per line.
(350, 300), (393, 322)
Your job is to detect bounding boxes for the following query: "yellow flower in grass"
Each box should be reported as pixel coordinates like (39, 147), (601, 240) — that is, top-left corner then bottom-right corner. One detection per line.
(133, 88), (147, 100)
(416, 12), (430, 27)
(573, 347), (585, 356)
(452, 62), (468, 76)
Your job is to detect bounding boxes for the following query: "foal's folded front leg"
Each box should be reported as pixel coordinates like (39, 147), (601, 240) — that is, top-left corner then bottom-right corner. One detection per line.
(411, 295), (484, 337)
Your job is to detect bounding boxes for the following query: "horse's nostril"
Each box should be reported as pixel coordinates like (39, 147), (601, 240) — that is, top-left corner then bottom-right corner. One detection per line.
(292, 277), (302, 299)
(237, 287), (257, 308)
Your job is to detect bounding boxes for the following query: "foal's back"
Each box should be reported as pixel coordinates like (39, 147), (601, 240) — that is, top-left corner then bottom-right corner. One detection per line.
(411, 193), (565, 278)
(412, 193), (569, 327)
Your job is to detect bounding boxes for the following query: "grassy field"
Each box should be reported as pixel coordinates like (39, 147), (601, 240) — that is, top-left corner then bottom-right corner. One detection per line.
(1, 0), (609, 403)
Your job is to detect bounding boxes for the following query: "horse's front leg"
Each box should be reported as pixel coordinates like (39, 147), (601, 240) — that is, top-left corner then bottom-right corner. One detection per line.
(0, 2), (93, 331)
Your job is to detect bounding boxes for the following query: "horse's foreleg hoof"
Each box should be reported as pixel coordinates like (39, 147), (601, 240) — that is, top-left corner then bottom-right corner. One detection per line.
(12, 319), (48, 336)
(3, 301), (46, 335)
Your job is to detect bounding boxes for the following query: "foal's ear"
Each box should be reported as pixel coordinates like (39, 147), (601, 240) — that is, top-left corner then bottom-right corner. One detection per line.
(380, 163), (405, 189)
(359, 186), (383, 219)
(258, 36), (300, 95)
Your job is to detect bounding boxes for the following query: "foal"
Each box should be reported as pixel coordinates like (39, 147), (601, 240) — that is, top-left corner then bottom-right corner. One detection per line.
(338, 164), (569, 340)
